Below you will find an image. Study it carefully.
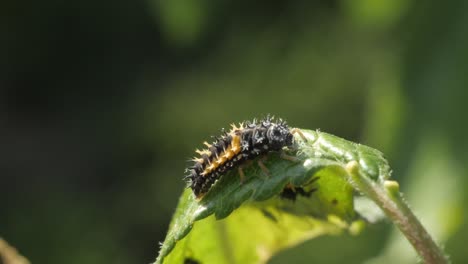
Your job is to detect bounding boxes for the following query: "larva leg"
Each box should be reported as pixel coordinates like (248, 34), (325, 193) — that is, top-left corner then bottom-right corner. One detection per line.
(280, 151), (301, 162)
(290, 128), (308, 142)
(257, 156), (270, 177)
(238, 167), (246, 183)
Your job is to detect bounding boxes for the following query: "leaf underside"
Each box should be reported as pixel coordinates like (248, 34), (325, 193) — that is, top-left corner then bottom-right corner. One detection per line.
(155, 129), (390, 264)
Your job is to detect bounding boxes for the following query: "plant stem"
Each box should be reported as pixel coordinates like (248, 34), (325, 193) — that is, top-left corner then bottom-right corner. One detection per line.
(346, 161), (448, 264)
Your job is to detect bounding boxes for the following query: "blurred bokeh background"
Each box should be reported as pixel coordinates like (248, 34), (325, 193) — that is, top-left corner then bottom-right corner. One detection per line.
(1, 0), (467, 263)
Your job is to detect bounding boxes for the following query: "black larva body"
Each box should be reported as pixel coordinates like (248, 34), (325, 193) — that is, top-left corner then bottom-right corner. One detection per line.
(186, 117), (294, 198)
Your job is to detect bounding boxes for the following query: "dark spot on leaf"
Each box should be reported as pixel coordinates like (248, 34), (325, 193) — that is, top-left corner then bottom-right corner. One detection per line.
(331, 198), (338, 205)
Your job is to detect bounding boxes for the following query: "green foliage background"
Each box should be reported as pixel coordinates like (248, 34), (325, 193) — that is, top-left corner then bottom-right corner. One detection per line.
(1, 0), (467, 263)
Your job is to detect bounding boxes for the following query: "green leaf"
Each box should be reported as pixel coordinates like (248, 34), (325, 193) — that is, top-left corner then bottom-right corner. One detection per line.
(154, 129), (391, 264)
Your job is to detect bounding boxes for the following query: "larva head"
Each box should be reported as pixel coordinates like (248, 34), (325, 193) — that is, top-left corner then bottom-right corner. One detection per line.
(266, 123), (293, 150)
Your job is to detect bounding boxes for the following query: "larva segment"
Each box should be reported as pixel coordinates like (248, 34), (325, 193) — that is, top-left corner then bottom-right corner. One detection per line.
(200, 134), (242, 176)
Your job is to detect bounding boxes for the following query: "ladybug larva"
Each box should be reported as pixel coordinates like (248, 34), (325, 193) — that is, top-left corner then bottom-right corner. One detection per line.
(185, 116), (303, 198)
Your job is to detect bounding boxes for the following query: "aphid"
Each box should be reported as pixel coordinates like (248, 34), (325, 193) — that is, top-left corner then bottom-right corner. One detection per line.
(184, 257), (200, 264)
(280, 177), (320, 201)
(279, 185), (315, 201)
(185, 116), (301, 198)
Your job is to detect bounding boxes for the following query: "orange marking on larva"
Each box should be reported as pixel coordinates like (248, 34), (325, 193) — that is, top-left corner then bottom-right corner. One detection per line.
(200, 134), (243, 176)
(215, 156), (227, 165)
(230, 135), (242, 155)
(230, 144), (240, 153)
(207, 163), (215, 171)
(200, 157), (217, 176)
(223, 150), (234, 159)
